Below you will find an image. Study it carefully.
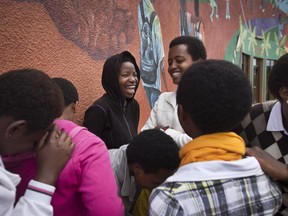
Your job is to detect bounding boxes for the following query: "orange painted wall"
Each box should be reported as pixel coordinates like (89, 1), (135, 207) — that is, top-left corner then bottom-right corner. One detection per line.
(0, 0), (286, 130)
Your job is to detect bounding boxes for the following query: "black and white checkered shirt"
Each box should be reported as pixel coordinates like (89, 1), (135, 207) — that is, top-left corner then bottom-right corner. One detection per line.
(234, 100), (288, 215)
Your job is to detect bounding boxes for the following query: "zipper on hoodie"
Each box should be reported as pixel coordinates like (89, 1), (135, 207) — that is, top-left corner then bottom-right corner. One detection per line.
(123, 106), (133, 140)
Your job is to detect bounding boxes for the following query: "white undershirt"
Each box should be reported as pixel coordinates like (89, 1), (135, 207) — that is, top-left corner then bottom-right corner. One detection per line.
(267, 101), (288, 135)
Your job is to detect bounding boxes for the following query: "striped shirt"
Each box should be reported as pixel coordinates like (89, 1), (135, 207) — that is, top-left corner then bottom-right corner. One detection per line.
(149, 158), (282, 216)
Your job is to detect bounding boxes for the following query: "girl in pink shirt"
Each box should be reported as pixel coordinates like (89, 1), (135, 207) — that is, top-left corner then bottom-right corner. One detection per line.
(3, 119), (124, 216)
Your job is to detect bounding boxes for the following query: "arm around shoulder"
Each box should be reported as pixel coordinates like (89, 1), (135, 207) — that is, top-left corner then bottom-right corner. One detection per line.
(164, 128), (192, 148)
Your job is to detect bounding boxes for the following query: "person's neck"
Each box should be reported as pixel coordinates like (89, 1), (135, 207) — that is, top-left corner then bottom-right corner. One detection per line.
(282, 102), (288, 132)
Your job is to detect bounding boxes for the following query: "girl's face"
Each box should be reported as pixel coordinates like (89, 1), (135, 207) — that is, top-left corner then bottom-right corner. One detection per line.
(0, 117), (51, 155)
(168, 44), (194, 85)
(118, 61), (138, 99)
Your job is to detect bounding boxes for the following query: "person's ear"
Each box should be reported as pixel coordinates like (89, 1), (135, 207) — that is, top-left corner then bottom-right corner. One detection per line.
(178, 104), (201, 138)
(177, 104), (187, 125)
(279, 87), (288, 103)
(5, 120), (27, 139)
(131, 163), (144, 176)
(72, 102), (77, 114)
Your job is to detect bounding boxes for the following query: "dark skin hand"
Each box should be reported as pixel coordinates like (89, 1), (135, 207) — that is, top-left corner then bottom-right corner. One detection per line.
(154, 126), (169, 131)
(34, 124), (74, 186)
(246, 146), (288, 182)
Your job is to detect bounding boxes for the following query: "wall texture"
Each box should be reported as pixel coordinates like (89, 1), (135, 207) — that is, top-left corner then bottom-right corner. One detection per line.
(0, 0), (287, 129)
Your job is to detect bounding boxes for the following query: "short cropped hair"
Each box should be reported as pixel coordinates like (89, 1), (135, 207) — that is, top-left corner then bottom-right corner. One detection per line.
(0, 69), (64, 133)
(53, 77), (79, 107)
(169, 36), (207, 61)
(177, 60), (252, 134)
(126, 129), (180, 174)
(268, 53), (288, 101)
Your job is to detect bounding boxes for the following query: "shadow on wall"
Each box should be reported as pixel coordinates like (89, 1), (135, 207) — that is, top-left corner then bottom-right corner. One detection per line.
(16, 0), (136, 60)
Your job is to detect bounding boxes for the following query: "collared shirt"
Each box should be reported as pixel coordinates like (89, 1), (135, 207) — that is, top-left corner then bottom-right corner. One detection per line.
(149, 157), (282, 216)
(141, 91), (192, 148)
(267, 101), (288, 135)
(0, 157), (55, 215)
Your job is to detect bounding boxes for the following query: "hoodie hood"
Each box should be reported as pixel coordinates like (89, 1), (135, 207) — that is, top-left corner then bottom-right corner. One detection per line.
(101, 51), (140, 106)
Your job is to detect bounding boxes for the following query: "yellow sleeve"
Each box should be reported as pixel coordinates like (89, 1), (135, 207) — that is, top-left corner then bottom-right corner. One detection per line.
(132, 189), (151, 216)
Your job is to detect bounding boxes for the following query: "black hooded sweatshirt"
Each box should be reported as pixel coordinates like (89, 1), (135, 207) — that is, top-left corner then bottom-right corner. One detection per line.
(83, 51), (140, 149)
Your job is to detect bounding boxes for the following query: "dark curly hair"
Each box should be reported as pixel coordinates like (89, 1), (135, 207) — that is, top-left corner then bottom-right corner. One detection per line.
(177, 60), (252, 134)
(169, 36), (207, 61)
(268, 53), (288, 101)
(126, 129), (180, 174)
(0, 69), (64, 133)
(53, 77), (79, 107)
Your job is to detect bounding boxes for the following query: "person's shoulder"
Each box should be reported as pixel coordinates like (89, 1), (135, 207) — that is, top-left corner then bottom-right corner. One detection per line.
(54, 119), (78, 131)
(71, 128), (108, 157)
(129, 98), (140, 107)
(155, 91), (175, 106)
(85, 96), (110, 114)
(108, 144), (128, 161)
(158, 91), (174, 100)
(250, 100), (276, 119)
(92, 95), (110, 106)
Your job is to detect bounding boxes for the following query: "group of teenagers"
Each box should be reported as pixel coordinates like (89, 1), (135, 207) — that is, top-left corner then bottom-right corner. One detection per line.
(1, 35), (288, 216)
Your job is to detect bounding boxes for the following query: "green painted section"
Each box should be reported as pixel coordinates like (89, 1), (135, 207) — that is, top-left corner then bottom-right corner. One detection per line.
(225, 22), (287, 63)
(224, 30), (240, 64)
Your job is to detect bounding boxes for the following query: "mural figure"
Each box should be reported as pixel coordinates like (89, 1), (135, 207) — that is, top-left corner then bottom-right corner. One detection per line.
(250, 0), (254, 13)
(260, 0), (266, 12)
(225, 0), (230, 19)
(180, 0), (190, 36)
(209, 0), (219, 22)
(138, 0), (166, 109)
(16, 0), (135, 60)
(278, 0), (288, 13)
(179, 0), (203, 41)
(272, 0), (281, 16)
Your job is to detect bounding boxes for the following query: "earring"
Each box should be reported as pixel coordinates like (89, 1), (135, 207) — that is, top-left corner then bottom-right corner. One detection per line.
(8, 134), (12, 138)
(286, 100), (288, 104)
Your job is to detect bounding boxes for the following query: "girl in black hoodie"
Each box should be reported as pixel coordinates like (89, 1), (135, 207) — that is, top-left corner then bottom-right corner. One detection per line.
(83, 51), (140, 149)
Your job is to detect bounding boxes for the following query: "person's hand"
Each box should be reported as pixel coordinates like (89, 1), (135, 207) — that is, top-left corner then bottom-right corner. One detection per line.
(246, 146), (288, 182)
(154, 126), (169, 131)
(34, 124), (74, 186)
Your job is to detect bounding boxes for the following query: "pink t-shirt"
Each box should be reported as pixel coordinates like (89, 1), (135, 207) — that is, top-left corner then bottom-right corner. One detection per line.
(3, 119), (124, 216)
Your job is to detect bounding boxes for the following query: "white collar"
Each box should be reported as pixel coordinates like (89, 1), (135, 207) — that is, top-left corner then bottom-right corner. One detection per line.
(0, 157), (21, 189)
(267, 101), (288, 135)
(163, 90), (177, 107)
(165, 157), (263, 182)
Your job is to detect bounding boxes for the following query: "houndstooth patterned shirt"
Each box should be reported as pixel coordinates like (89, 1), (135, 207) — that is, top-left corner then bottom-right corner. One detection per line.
(234, 100), (288, 215)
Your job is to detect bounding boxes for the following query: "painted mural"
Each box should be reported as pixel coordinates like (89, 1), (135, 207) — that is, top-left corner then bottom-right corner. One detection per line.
(138, 0), (166, 109)
(180, 0), (204, 41)
(1, 0), (288, 126)
(225, 0), (288, 64)
(16, 0), (136, 59)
